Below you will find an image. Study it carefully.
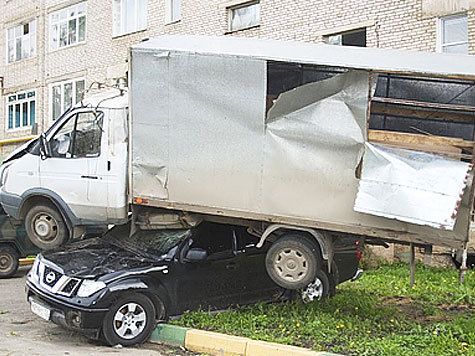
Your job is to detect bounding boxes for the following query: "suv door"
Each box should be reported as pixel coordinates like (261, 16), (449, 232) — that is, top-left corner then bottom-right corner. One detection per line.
(175, 223), (245, 313)
(41, 110), (108, 222)
(235, 227), (283, 303)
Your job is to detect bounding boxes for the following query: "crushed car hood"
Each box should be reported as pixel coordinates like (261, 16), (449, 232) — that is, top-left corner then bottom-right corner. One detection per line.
(41, 237), (160, 279)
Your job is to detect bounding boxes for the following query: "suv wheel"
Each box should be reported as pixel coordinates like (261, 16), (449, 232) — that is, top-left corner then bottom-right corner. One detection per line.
(102, 293), (157, 346)
(265, 234), (320, 290)
(24, 203), (68, 250)
(0, 245), (19, 278)
(300, 269), (330, 303)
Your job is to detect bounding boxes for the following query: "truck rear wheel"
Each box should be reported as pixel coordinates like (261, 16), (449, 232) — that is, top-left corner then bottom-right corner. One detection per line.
(0, 245), (19, 278)
(24, 203), (68, 250)
(265, 235), (320, 290)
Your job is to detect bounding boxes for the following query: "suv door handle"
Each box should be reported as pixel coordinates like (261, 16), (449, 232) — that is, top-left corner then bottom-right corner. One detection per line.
(81, 175), (98, 180)
(226, 263), (238, 270)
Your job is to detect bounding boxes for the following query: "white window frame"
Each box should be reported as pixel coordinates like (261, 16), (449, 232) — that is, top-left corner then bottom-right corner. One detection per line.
(113, 0), (148, 37)
(6, 19), (37, 64)
(49, 78), (86, 121)
(165, 0), (181, 24)
(6, 90), (36, 131)
(49, 2), (87, 51)
(436, 13), (468, 54)
(228, 1), (260, 32)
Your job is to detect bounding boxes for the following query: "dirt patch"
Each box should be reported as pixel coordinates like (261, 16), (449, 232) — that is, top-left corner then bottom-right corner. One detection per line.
(380, 295), (475, 323)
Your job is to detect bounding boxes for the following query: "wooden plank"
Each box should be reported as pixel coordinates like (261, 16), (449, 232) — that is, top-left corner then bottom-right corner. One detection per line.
(368, 129), (473, 149)
(371, 102), (475, 123)
(372, 97), (475, 113)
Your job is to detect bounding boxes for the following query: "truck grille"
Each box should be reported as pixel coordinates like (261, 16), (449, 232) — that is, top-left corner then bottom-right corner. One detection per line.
(38, 261), (80, 297)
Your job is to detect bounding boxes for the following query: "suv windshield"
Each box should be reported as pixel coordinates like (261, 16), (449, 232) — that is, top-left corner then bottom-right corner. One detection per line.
(103, 223), (191, 260)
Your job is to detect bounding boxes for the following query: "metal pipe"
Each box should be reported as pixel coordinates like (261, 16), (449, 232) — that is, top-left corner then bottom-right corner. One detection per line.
(409, 243), (415, 289)
(0, 135), (38, 146)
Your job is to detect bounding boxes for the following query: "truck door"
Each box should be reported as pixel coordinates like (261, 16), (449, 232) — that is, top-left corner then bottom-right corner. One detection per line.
(41, 109), (108, 222)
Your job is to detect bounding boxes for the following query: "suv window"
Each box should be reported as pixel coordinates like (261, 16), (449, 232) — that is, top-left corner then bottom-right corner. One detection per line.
(50, 111), (103, 158)
(235, 227), (261, 254)
(189, 223), (235, 260)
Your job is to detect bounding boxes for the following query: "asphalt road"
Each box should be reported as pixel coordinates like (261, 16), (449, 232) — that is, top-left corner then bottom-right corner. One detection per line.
(0, 266), (192, 356)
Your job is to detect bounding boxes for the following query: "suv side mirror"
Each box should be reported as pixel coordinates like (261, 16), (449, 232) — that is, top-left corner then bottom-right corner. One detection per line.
(39, 133), (49, 160)
(185, 248), (208, 262)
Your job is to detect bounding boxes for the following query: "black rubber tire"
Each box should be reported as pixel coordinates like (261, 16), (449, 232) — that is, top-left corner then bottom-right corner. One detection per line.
(102, 293), (158, 347)
(24, 203), (69, 250)
(0, 245), (19, 278)
(300, 269), (330, 304)
(265, 234), (321, 290)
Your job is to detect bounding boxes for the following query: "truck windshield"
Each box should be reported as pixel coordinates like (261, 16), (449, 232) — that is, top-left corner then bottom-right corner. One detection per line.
(103, 223), (191, 259)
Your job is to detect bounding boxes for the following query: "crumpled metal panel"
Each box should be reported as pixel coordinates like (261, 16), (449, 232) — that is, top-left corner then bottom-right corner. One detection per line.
(262, 71), (369, 221)
(354, 143), (472, 230)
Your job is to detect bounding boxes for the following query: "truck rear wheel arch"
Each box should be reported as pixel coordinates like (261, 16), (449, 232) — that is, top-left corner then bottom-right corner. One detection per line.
(257, 224), (329, 261)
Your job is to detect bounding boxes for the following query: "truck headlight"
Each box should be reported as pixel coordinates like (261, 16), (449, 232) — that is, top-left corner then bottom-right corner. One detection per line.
(77, 280), (106, 297)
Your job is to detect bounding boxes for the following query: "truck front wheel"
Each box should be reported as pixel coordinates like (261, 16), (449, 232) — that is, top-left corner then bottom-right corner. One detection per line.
(24, 203), (68, 250)
(265, 235), (320, 290)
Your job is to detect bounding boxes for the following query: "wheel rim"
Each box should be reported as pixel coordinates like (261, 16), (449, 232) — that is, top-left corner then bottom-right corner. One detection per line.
(301, 277), (324, 303)
(32, 213), (58, 242)
(0, 252), (14, 273)
(113, 302), (147, 340)
(274, 247), (309, 283)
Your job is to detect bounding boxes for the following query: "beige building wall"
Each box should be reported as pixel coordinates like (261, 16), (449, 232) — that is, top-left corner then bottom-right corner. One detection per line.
(0, 0), (474, 159)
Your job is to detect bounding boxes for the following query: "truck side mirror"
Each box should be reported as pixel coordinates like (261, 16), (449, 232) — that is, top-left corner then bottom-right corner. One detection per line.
(39, 133), (49, 160)
(184, 248), (208, 262)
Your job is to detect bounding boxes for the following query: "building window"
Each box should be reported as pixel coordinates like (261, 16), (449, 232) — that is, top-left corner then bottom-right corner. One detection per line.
(113, 0), (148, 36)
(50, 79), (85, 120)
(6, 91), (36, 130)
(438, 14), (468, 54)
(165, 0), (181, 23)
(49, 2), (86, 51)
(327, 28), (366, 47)
(229, 1), (260, 32)
(6, 19), (37, 63)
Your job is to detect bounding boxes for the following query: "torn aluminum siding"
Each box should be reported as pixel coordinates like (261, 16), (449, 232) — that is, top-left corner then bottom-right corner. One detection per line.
(130, 41), (473, 249)
(354, 143), (473, 230)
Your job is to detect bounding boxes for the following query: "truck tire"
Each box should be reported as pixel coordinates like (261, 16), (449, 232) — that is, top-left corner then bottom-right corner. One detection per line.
(24, 203), (69, 250)
(0, 245), (19, 278)
(102, 293), (158, 346)
(265, 234), (321, 290)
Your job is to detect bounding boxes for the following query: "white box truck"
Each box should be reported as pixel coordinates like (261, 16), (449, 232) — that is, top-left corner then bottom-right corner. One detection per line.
(1, 36), (475, 289)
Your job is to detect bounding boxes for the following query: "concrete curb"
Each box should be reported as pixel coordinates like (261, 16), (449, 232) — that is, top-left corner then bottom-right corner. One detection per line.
(150, 324), (341, 356)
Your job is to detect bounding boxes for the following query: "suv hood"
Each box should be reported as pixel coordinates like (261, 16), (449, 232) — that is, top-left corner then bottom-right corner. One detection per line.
(41, 237), (159, 279)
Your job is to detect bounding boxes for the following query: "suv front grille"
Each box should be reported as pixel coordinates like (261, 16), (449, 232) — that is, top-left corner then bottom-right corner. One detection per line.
(37, 261), (80, 297)
(43, 266), (62, 287)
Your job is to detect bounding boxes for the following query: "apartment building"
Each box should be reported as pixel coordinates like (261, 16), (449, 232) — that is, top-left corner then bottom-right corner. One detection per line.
(0, 0), (474, 158)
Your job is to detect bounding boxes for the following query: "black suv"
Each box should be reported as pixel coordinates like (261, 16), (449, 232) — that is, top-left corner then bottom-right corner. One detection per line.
(26, 222), (360, 346)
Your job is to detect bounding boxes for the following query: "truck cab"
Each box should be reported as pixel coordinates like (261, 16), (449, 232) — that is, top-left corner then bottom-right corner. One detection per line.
(0, 89), (128, 249)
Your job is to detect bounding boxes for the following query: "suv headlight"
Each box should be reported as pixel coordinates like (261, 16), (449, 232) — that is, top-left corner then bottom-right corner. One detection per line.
(0, 165), (9, 187)
(77, 280), (106, 297)
(29, 255), (41, 281)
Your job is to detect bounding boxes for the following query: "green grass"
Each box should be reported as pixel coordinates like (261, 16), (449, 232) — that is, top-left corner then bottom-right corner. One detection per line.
(172, 263), (475, 356)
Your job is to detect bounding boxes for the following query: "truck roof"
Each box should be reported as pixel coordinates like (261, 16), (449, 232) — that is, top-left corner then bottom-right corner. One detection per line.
(133, 35), (475, 80)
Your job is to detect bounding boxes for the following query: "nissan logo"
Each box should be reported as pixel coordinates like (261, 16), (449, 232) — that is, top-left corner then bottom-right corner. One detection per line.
(45, 271), (56, 284)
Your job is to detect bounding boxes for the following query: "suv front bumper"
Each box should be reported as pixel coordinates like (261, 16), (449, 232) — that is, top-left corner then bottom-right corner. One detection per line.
(26, 280), (108, 339)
